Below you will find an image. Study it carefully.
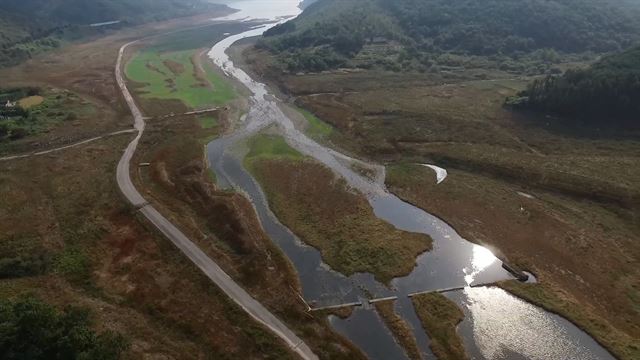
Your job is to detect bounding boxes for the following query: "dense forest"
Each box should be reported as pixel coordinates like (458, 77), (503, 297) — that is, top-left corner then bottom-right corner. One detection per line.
(261, 0), (640, 73)
(507, 46), (640, 127)
(0, 0), (223, 67)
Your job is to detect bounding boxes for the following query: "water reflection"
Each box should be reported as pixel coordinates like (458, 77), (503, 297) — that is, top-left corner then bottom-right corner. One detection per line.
(464, 245), (498, 285)
(449, 287), (614, 360)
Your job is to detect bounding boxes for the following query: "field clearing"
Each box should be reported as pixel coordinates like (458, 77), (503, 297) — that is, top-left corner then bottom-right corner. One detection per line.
(244, 134), (432, 283)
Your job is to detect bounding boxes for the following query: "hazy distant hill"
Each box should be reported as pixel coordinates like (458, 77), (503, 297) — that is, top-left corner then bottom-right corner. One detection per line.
(508, 45), (640, 127)
(0, 0), (222, 67)
(260, 0), (640, 73)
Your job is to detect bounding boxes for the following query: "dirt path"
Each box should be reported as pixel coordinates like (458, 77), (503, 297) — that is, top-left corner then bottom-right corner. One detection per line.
(0, 129), (136, 162)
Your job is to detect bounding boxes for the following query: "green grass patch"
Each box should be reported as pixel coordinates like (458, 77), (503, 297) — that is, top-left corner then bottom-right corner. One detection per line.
(126, 48), (235, 109)
(245, 134), (304, 163)
(298, 107), (333, 139)
(198, 115), (217, 129)
(55, 247), (91, 286)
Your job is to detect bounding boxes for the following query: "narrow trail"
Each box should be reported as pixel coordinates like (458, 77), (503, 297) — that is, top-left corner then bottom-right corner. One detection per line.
(0, 129), (136, 162)
(114, 35), (318, 360)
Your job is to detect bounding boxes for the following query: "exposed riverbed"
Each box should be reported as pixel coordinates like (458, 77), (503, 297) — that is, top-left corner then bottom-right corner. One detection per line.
(205, 1), (615, 359)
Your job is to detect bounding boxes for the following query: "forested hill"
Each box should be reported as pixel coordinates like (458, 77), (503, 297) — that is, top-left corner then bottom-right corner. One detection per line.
(0, 0), (223, 67)
(260, 0), (640, 73)
(508, 46), (640, 127)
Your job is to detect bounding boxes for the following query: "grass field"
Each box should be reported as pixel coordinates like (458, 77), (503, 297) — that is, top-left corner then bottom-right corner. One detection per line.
(198, 115), (217, 129)
(246, 134), (304, 161)
(126, 49), (235, 109)
(412, 293), (468, 360)
(244, 134), (432, 283)
(297, 107), (333, 140)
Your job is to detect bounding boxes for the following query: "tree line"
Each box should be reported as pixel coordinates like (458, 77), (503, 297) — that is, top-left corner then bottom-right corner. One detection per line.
(507, 46), (640, 127)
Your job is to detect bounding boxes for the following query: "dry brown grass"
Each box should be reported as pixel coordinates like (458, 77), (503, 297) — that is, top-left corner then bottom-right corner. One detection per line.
(0, 133), (298, 358)
(0, 10), (336, 360)
(374, 301), (421, 360)
(244, 137), (432, 283)
(130, 104), (365, 359)
(241, 44), (640, 359)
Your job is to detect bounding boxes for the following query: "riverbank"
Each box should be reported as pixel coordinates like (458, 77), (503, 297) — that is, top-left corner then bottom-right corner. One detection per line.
(234, 39), (640, 359)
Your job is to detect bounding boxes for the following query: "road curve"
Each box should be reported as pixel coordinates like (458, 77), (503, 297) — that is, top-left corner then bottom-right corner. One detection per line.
(114, 40), (318, 360)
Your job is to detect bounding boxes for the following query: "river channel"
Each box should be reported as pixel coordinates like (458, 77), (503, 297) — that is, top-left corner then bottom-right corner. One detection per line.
(205, 1), (615, 359)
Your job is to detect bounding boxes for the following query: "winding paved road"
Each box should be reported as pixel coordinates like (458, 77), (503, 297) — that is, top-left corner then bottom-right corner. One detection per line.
(114, 40), (318, 360)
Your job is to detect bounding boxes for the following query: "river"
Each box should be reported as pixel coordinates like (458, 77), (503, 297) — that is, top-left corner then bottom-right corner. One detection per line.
(205, 1), (614, 359)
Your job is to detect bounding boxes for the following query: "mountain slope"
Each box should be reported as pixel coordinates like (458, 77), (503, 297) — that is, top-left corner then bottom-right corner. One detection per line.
(260, 0), (640, 73)
(0, 0), (223, 67)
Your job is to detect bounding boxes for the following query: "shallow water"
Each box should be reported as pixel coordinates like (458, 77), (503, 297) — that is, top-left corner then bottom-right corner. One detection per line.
(205, 1), (615, 359)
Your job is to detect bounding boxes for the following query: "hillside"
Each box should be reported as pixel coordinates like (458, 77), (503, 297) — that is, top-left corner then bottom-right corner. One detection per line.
(260, 0), (640, 73)
(0, 0), (224, 67)
(508, 45), (640, 127)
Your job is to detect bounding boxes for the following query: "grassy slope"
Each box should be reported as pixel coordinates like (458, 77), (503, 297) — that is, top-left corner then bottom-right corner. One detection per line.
(244, 134), (431, 283)
(412, 293), (468, 360)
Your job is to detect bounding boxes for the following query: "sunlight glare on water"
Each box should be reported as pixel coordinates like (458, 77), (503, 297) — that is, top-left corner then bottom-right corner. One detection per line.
(464, 244), (498, 285)
(462, 287), (600, 360)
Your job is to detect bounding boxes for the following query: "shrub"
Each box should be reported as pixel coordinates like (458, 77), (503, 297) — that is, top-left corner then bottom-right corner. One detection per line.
(0, 296), (128, 359)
